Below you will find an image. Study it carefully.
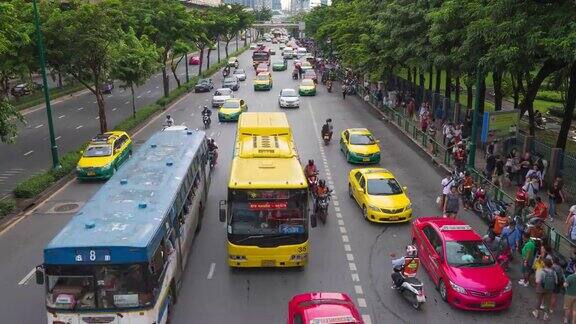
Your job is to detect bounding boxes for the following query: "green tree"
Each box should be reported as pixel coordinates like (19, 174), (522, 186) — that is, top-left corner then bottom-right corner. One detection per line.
(111, 29), (159, 118)
(253, 7), (272, 22)
(43, 0), (124, 133)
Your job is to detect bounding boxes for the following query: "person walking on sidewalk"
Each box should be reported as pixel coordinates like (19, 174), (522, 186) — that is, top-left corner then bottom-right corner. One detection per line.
(532, 258), (558, 320)
(564, 270), (576, 324)
(565, 205), (576, 243)
(440, 174), (454, 211)
(548, 178), (564, 221)
(519, 232), (536, 287)
(342, 82), (348, 99)
(444, 186), (460, 219)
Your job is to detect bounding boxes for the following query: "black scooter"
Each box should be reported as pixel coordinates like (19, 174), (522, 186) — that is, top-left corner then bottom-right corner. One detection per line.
(203, 114), (211, 129)
(391, 262), (426, 310)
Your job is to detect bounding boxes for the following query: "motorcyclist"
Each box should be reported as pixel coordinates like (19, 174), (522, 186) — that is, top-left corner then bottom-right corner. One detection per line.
(314, 179), (330, 211)
(165, 114), (175, 127)
(202, 106), (212, 117)
(321, 118), (333, 140)
(304, 159), (318, 178)
(391, 245), (420, 288)
(207, 138), (218, 165)
(223, 65), (230, 77)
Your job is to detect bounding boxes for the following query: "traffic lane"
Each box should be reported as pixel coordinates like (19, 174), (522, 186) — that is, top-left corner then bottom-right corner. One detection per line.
(173, 48), (362, 323)
(0, 41), (242, 194)
(310, 86), (536, 323)
(0, 56), (237, 324)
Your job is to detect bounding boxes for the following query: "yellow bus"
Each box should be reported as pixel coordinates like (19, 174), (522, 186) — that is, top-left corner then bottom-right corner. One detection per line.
(219, 112), (310, 268)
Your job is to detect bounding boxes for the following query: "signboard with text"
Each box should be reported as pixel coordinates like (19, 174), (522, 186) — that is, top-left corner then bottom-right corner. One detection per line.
(481, 110), (519, 143)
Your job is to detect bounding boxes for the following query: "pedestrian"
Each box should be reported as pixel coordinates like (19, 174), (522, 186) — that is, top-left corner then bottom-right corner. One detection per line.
(515, 185), (529, 218)
(523, 176), (540, 206)
(505, 151), (520, 186)
(564, 270), (576, 324)
(444, 186), (460, 218)
(342, 83), (348, 99)
(485, 153), (496, 179)
(440, 174), (454, 211)
(492, 210), (509, 236)
(453, 124), (463, 143)
(376, 88), (383, 107)
(462, 171), (474, 209)
(532, 258), (557, 320)
(427, 118), (437, 155)
(501, 220), (521, 257)
(453, 143), (467, 174)
(548, 178), (564, 221)
(519, 232), (536, 287)
(565, 205), (576, 243)
(494, 154), (505, 187)
(529, 197), (549, 221)
(519, 152), (533, 183)
(526, 164), (543, 189)
(420, 113), (429, 132)
(443, 122), (454, 145)
(552, 256), (566, 315)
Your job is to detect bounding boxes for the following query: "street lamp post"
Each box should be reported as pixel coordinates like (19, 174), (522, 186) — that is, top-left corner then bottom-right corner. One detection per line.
(467, 66), (484, 169)
(32, 0), (60, 169)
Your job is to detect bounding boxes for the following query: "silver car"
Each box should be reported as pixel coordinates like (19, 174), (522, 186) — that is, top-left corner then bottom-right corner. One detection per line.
(278, 88), (300, 108)
(233, 68), (246, 81)
(222, 77), (240, 91)
(212, 88), (233, 107)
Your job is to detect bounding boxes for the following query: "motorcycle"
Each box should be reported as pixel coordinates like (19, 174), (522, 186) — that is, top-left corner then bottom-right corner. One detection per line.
(208, 150), (217, 169)
(292, 69), (299, 80)
(315, 191), (332, 224)
(327, 80), (333, 93)
(482, 195), (509, 222)
(391, 265), (426, 309)
(471, 187), (487, 213)
(306, 173), (318, 191)
(322, 131), (332, 145)
(202, 114), (211, 129)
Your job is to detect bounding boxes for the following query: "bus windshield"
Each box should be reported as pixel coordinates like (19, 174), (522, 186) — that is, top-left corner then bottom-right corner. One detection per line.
(252, 52), (269, 62)
(228, 189), (308, 245)
(45, 264), (153, 311)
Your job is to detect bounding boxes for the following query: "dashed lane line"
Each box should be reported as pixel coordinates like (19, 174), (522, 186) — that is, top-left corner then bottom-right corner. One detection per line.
(77, 107), (84, 111)
(34, 124), (43, 129)
(58, 115), (65, 119)
(308, 101), (372, 323)
(23, 150), (34, 156)
(75, 125), (83, 130)
(206, 262), (216, 280)
(112, 107), (117, 111)
(18, 268), (36, 285)
(146, 90), (152, 94)
(55, 136), (61, 140)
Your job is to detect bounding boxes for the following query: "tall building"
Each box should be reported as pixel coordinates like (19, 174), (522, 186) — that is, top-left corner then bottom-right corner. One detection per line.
(224, 0), (254, 7)
(271, 0), (281, 10)
(254, 0), (272, 9)
(290, 0), (309, 11)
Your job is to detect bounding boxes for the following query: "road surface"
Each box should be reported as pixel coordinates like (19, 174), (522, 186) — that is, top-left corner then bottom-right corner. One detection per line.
(0, 42), (542, 324)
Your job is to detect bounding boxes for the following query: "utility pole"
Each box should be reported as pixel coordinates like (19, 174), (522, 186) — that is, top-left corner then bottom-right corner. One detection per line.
(33, 0), (60, 169)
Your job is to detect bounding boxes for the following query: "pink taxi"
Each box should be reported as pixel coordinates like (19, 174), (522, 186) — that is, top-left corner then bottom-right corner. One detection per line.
(411, 217), (512, 311)
(287, 292), (363, 324)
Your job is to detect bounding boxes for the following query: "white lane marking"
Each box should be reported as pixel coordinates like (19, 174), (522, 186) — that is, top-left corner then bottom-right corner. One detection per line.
(92, 101), (97, 104)
(210, 132), (215, 137)
(357, 298), (367, 308)
(349, 263), (357, 271)
(23, 150), (34, 156)
(136, 95), (142, 99)
(55, 136), (61, 140)
(190, 113), (194, 117)
(34, 124), (44, 129)
(125, 101), (131, 105)
(18, 268), (36, 285)
(342, 235), (349, 243)
(207, 262), (216, 279)
(336, 212), (342, 218)
(156, 86), (160, 89)
(333, 200), (339, 206)
(112, 108), (117, 111)
(77, 107), (84, 111)
(339, 226), (347, 234)
(95, 116), (100, 120)
(355, 285), (364, 295)
(75, 125), (83, 130)
(344, 244), (352, 252)
(337, 219), (344, 226)
(346, 253), (354, 261)
(361, 315), (372, 324)
(351, 273), (360, 282)
(58, 115), (65, 119)
(334, 207), (340, 212)
(146, 90), (152, 94)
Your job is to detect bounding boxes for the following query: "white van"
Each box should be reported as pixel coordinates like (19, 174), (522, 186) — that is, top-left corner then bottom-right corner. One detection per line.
(296, 47), (308, 58)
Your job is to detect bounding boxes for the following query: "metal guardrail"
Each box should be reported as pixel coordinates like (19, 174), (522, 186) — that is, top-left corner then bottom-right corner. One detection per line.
(328, 70), (576, 259)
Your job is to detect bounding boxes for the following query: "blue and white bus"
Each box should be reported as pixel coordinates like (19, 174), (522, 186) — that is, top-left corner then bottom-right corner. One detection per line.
(37, 127), (210, 324)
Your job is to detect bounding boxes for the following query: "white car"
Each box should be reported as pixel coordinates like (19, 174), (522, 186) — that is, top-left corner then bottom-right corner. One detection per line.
(278, 88), (300, 109)
(212, 88), (233, 107)
(250, 44), (257, 50)
(233, 68), (247, 81)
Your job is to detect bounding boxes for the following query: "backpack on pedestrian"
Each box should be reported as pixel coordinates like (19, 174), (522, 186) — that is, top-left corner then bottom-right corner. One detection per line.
(541, 268), (557, 292)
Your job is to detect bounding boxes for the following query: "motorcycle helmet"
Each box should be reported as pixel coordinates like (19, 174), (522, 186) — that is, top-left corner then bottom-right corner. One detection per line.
(326, 118), (332, 123)
(318, 179), (325, 187)
(166, 114), (171, 119)
(405, 245), (417, 258)
(308, 159), (314, 166)
(203, 106), (208, 110)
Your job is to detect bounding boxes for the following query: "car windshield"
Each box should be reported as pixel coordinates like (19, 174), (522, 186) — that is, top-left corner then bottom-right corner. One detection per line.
(273, 60), (284, 65)
(367, 178), (403, 195)
(304, 71), (315, 77)
(445, 240), (495, 267)
(281, 89), (297, 97)
(222, 101), (240, 109)
(349, 134), (375, 145)
(199, 79), (209, 84)
(83, 145), (112, 157)
(45, 264), (152, 311)
(223, 78), (235, 84)
(234, 69), (245, 74)
(257, 74), (269, 81)
(301, 79), (314, 86)
(215, 89), (232, 96)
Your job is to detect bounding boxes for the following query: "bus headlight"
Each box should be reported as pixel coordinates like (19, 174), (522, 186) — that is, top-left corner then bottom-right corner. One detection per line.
(229, 255), (247, 260)
(290, 254), (307, 261)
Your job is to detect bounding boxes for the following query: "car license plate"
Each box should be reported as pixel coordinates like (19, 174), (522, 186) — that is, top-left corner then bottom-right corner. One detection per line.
(363, 157), (370, 162)
(261, 260), (275, 267)
(87, 171), (95, 176)
(481, 301), (495, 308)
(389, 216), (398, 221)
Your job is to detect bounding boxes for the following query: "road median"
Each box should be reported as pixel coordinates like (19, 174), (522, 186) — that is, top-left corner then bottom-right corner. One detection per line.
(0, 45), (249, 229)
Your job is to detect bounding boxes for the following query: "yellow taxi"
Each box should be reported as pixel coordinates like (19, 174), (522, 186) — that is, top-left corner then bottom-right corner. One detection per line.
(76, 131), (132, 180)
(253, 72), (273, 91)
(218, 98), (248, 122)
(348, 168), (412, 223)
(298, 78), (316, 96)
(339, 128), (380, 163)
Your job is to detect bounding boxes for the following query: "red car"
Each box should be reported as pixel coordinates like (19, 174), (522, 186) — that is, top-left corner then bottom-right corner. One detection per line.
(256, 63), (269, 74)
(411, 217), (512, 311)
(188, 55), (201, 65)
(287, 292), (363, 324)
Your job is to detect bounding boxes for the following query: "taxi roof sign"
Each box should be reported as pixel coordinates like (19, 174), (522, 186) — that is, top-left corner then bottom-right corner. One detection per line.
(440, 224), (472, 231)
(310, 316), (360, 324)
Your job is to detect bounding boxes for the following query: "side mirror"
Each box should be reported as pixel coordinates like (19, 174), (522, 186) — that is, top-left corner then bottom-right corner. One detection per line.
(403, 186), (408, 192)
(375, 140), (381, 144)
(35, 266), (44, 285)
(79, 150), (84, 154)
(218, 200), (227, 222)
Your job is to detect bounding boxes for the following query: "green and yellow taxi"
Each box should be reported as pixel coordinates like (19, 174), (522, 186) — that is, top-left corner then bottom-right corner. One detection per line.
(253, 72), (273, 91)
(272, 59), (287, 71)
(298, 78), (316, 96)
(340, 128), (380, 164)
(76, 131), (133, 180)
(348, 168), (412, 223)
(218, 98), (248, 122)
